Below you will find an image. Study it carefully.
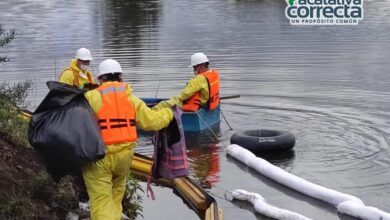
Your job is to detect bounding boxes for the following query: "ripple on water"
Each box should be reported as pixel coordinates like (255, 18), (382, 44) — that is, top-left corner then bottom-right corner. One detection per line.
(2, 0), (390, 217)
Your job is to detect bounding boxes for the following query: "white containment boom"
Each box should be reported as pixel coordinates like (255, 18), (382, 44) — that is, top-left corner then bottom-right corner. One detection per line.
(226, 144), (390, 220)
(232, 189), (312, 220)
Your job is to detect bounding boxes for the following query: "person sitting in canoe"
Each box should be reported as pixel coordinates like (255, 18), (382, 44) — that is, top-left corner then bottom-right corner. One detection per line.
(153, 52), (220, 112)
(59, 48), (98, 91)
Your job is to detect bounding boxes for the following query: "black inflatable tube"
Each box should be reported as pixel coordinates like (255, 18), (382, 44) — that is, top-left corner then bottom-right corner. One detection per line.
(230, 129), (295, 153)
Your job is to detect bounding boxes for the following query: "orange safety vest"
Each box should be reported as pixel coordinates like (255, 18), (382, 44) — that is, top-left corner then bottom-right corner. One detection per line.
(60, 67), (93, 88)
(97, 82), (137, 145)
(182, 70), (220, 112)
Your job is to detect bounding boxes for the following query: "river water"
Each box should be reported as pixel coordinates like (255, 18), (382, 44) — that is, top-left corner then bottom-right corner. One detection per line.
(1, 0), (390, 219)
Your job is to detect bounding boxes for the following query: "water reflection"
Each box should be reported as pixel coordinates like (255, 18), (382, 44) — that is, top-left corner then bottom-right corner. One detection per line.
(1, 0), (390, 217)
(255, 150), (296, 169)
(186, 127), (222, 189)
(102, 0), (161, 68)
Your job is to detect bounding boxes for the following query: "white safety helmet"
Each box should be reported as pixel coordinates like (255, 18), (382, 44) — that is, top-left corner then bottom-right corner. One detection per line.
(189, 52), (209, 67)
(75, 48), (93, 61)
(97, 59), (123, 78)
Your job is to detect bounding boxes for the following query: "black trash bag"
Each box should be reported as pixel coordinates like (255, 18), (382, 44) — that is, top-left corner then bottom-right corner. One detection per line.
(28, 81), (105, 180)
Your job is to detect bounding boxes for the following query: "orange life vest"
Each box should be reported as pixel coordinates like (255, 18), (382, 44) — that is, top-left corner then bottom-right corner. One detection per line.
(97, 82), (137, 145)
(60, 67), (93, 88)
(182, 69), (220, 112)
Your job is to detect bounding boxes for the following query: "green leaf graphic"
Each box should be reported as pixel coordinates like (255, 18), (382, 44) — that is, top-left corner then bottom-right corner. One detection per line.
(288, 0), (295, 5)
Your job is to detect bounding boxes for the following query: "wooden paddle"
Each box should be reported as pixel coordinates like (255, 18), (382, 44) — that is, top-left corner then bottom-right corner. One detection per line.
(220, 94), (240, 100)
(146, 94), (240, 107)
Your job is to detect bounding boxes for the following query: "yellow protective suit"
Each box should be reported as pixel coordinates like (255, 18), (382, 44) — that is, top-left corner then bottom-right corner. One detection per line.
(83, 82), (173, 220)
(59, 59), (95, 90)
(153, 72), (209, 110)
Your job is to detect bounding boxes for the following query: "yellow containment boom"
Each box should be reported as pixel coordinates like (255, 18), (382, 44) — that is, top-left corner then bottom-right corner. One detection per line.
(131, 153), (223, 220)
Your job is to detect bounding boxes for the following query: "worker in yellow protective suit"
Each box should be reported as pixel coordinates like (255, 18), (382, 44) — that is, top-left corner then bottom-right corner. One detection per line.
(83, 59), (173, 220)
(59, 48), (97, 90)
(153, 52), (220, 112)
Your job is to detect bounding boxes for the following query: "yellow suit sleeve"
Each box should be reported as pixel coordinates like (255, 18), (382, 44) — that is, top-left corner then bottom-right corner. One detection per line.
(131, 95), (173, 131)
(84, 89), (102, 113)
(153, 74), (209, 110)
(175, 74), (209, 105)
(59, 70), (74, 86)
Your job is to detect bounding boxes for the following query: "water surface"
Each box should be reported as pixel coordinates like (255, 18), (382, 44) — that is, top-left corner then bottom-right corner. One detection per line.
(1, 0), (390, 219)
